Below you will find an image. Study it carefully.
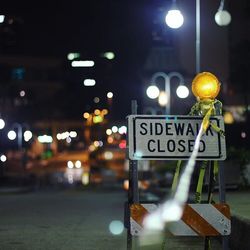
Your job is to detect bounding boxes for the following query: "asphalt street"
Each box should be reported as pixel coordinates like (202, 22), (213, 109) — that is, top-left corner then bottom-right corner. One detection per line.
(0, 188), (127, 250)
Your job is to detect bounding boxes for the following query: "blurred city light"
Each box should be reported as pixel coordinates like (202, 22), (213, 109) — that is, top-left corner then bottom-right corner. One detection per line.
(111, 126), (118, 133)
(83, 112), (90, 119)
(93, 97), (100, 103)
(93, 115), (103, 124)
(118, 126), (127, 134)
(176, 85), (189, 98)
(57, 131), (73, 140)
(158, 91), (168, 106)
(123, 180), (129, 190)
(224, 111), (234, 124)
(165, 10), (184, 29)
(67, 160), (74, 169)
(109, 220), (124, 235)
(8, 130), (17, 140)
(19, 90), (26, 97)
(69, 131), (77, 138)
(119, 140), (126, 149)
(0, 154), (7, 162)
(66, 137), (71, 143)
(75, 160), (82, 168)
(104, 151), (113, 160)
(0, 15), (5, 23)
(38, 135), (53, 143)
(82, 172), (89, 185)
(89, 144), (96, 152)
(94, 109), (101, 115)
(67, 52), (80, 60)
(107, 92), (113, 99)
(71, 60), (94, 67)
(24, 130), (33, 142)
(57, 133), (62, 140)
(102, 109), (108, 115)
(241, 131), (246, 139)
(0, 118), (5, 129)
(103, 52), (115, 60)
(146, 85), (160, 99)
(106, 129), (112, 135)
(215, 10), (231, 26)
(83, 79), (96, 86)
(107, 136), (114, 144)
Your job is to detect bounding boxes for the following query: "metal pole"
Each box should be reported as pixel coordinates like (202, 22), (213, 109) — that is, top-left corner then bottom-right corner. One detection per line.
(218, 162), (229, 250)
(127, 100), (139, 250)
(130, 100), (139, 203)
(14, 123), (22, 150)
(196, 0), (200, 74)
(165, 77), (170, 115)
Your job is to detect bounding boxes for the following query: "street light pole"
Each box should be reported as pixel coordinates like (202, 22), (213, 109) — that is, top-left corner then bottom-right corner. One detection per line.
(13, 123), (23, 150)
(196, 0), (200, 74)
(150, 72), (185, 115)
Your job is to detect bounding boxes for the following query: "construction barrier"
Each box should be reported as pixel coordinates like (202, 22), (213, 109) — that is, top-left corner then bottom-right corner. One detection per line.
(130, 203), (231, 237)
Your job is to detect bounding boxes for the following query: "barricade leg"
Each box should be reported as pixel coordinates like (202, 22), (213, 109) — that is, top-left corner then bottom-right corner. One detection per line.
(218, 162), (229, 250)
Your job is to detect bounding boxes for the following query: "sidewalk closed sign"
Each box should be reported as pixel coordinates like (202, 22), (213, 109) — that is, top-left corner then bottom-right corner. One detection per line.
(128, 115), (226, 160)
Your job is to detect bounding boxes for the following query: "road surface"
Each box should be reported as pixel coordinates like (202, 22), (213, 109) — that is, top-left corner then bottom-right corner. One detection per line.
(0, 187), (127, 250)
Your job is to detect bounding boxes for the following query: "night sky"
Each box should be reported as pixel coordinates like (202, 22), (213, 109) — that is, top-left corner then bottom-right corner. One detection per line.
(0, 1), (249, 121)
(1, 1), (165, 120)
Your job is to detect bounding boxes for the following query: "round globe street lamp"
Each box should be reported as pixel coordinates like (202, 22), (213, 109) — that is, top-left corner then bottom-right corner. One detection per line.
(7, 123), (32, 149)
(165, 0), (231, 74)
(0, 118), (5, 130)
(214, 0), (231, 26)
(146, 72), (189, 115)
(7, 123), (32, 170)
(165, 0), (184, 29)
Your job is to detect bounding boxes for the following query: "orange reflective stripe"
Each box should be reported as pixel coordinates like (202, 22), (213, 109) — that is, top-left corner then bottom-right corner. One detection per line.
(130, 204), (148, 227)
(213, 203), (231, 220)
(182, 204), (220, 236)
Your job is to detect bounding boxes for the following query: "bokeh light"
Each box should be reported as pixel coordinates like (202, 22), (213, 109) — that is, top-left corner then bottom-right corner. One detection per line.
(24, 130), (33, 142)
(8, 130), (17, 140)
(107, 92), (113, 99)
(0, 154), (7, 162)
(106, 129), (112, 135)
(75, 160), (82, 168)
(0, 118), (5, 129)
(109, 220), (124, 235)
(158, 91), (168, 106)
(67, 161), (74, 169)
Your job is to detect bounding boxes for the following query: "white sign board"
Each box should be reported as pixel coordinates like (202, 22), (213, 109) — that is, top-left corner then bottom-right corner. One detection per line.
(128, 115), (226, 160)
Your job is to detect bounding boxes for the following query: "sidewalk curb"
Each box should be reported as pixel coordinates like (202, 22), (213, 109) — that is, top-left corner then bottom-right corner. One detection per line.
(229, 215), (250, 250)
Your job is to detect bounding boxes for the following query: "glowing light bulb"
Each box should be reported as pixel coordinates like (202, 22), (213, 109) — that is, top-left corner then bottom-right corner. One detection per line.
(165, 10), (184, 29)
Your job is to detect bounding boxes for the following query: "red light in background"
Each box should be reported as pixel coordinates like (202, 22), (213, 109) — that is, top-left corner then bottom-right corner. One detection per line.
(119, 140), (126, 149)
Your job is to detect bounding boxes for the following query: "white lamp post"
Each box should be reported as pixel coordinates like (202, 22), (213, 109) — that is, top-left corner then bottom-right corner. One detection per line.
(165, 0), (231, 74)
(7, 123), (32, 149)
(146, 72), (189, 115)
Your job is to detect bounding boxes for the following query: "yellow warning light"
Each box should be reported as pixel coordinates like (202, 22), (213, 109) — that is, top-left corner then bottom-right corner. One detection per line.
(192, 72), (220, 100)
